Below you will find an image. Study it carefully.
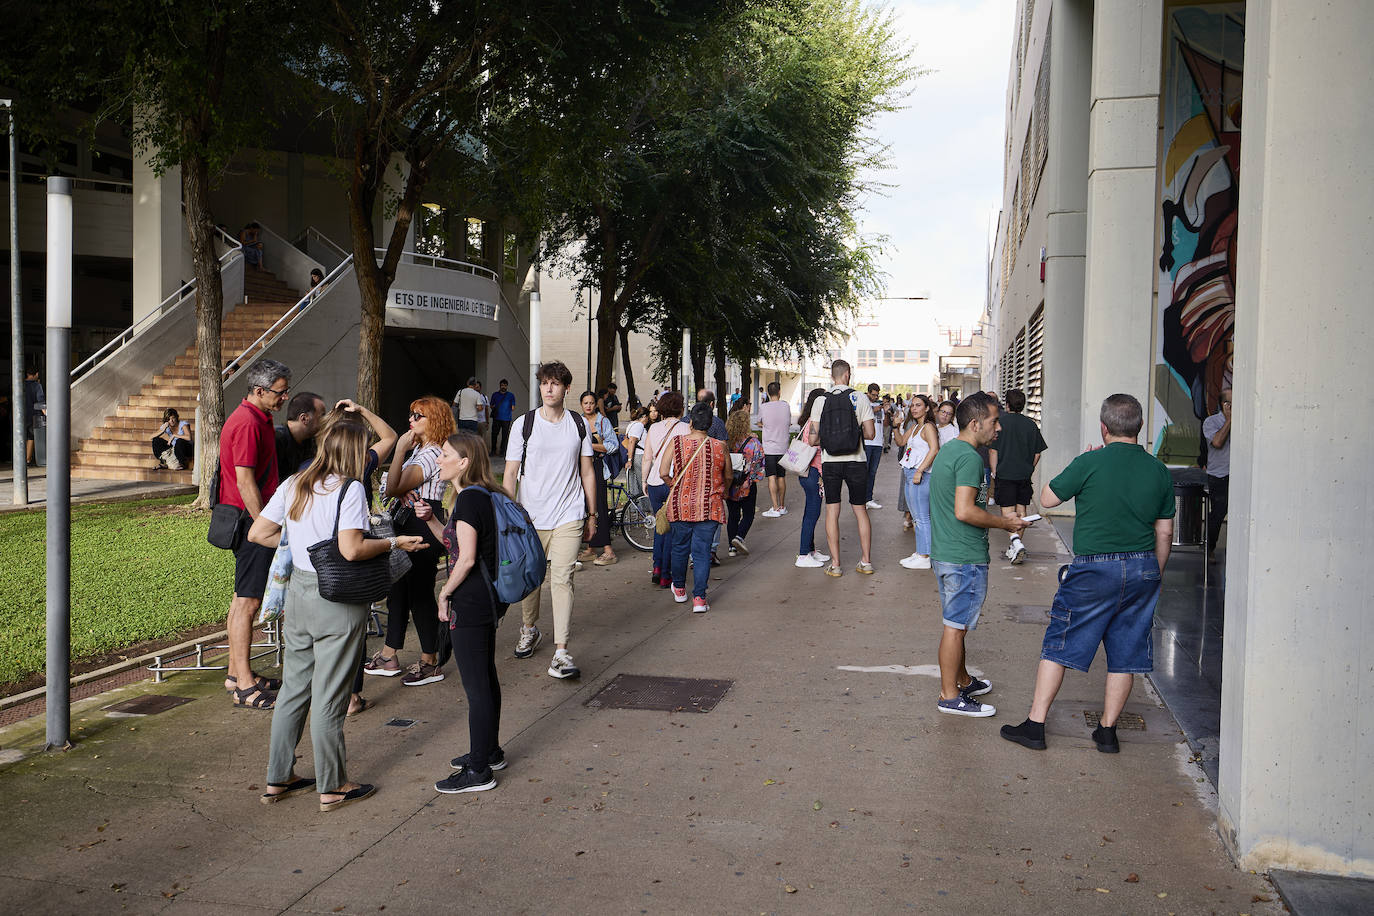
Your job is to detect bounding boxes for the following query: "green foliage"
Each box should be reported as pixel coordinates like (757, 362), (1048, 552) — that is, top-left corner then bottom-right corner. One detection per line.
(0, 498), (234, 686)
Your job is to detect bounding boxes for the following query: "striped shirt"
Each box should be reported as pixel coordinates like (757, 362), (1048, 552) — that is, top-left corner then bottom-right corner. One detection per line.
(402, 444), (448, 502)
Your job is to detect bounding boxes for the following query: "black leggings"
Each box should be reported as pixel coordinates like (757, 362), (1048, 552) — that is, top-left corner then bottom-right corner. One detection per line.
(451, 620), (501, 771)
(727, 487), (758, 543)
(152, 437), (193, 464)
(385, 507), (445, 657)
(1206, 474), (1229, 554)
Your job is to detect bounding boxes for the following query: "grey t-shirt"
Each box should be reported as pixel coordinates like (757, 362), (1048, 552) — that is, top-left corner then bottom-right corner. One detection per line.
(1203, 411), (1230, 478)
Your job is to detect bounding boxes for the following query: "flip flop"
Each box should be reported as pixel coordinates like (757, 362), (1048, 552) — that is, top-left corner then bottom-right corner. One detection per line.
(319, 784), (376, 813)
(346, 696), (372, 718)
(260, 777), (316, 804)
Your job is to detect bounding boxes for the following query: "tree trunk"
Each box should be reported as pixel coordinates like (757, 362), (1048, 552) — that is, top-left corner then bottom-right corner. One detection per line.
(711, 335), (728, 418)
(689, 333), (707, 399)
(183, 153), (225, 508)
(618, 323), (637, 405)
(740, 361), (752, 409)
(594, 226), (620, 392)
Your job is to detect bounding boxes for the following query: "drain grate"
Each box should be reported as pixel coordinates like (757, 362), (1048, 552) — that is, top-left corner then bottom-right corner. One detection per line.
(1005, 604), (1051, 624)
(1083, 711), (1146, 730)
(104, 695), (194, 717)
(384, 718), (416, 729)
(585, 674), (733, 713)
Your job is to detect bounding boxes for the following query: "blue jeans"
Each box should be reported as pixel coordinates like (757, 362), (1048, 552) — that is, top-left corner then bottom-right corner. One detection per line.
(1041, 552), (1161, 673)
(932, 561), (988, 631)
(798, 466), (822, 555)
(902, 466), (932, 556)
(670, 520), (716, 598)
(864, 445), (883, 502)
(646, 483), (671, 577)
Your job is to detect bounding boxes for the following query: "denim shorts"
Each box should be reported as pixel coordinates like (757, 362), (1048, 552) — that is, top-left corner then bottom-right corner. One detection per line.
(1041, 551), (1162, 673)
(932, 561), (988, 631)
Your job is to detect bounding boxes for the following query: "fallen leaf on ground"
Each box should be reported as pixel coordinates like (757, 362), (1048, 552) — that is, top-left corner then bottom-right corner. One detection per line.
(1125, 873), (1139, 883)
(784, 885), (797, 894)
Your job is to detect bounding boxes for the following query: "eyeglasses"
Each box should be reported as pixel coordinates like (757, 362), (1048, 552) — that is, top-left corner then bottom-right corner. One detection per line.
(260, 384), (290, 397)
(409, 411), (426, 420)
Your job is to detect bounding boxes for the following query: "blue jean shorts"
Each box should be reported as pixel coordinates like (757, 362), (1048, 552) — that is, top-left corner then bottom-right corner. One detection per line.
(932, 561), (988, 631)
(1041, 551), (1162, 673)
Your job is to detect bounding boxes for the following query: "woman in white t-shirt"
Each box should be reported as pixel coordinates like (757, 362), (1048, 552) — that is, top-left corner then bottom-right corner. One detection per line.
(579, 390), (620, 567)
(364, 395), (454, 684)
(621, 404), (650, 498)
(249, 413), (424, 811)
(640, 391), (688, 588)
(893, 395), (940, 569)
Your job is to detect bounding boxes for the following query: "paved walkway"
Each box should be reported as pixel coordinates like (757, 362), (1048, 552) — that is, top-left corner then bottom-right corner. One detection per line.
(0, 464), (194, 511)
(0, 458), (1278, 914)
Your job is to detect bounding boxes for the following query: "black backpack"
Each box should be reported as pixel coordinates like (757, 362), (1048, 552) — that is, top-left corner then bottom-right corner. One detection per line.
(818, 388), (862, 455)
(518, 409), (587, 478)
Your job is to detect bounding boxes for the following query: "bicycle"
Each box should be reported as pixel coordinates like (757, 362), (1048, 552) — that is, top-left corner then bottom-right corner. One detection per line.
(607, 478), (654, 552)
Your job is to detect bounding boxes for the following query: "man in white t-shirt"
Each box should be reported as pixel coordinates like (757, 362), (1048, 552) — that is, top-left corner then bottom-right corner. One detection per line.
(453, 378), (482, 433)
(863, 383), (885, 510)
(758, 381), (792, 517)
(807, 359), (876, 576)
(503, 360), (597, 679)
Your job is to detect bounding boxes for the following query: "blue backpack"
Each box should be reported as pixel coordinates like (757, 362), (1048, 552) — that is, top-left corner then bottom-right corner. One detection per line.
(470, 486), (546, 620)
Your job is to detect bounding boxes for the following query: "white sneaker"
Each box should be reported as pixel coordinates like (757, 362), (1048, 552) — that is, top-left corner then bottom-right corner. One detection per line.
(795, 554), (825, 568)
(1008, 541), (1026, 565)
(761, 508), (781, 518)
(899, 553), (932, 569)
(775, 506), (789, 516)
(810, 551), (830, 563)
(865, 500), (882, 510)
(730, 536), (748, 555)
(547, 650), (581, 679)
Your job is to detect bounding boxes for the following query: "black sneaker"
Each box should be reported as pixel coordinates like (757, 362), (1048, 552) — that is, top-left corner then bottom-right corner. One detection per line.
(1000, 719), (1047, 750)
(435, 768), (496, 794)
(959, 676), (993, 698)
(1092, 724), (1120, 754)
(451, 748), (508, 771)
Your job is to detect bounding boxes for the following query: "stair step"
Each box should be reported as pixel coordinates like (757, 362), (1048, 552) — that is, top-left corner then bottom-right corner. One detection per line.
(72, 465), (195, 484)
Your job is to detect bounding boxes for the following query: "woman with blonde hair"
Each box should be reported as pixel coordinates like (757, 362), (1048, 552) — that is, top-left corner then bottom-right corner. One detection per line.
(363, 394), (454, 685)
(414, 432), (507, 792)
(250, 412), (425, 811)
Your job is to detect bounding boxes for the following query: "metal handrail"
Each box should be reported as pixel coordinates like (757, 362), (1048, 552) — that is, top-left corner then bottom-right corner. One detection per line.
(3, 170), (133, 193)
(222, 255), (356, 379)
(299, 226), (349, 260)
(71, 247), (243, 381)
(374, 248), (499, 283)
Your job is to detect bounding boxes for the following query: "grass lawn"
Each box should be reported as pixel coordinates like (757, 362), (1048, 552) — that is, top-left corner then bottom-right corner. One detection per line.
(0, 496), (233, 686)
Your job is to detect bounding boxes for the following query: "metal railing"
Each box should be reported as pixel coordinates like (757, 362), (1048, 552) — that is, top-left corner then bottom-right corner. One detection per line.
(292, 225), (350, 262)
(71, 246), (243, 381)
(222, 254), (356, 379)
(2, 170), (133, 194)
(375, 247), (499, 282)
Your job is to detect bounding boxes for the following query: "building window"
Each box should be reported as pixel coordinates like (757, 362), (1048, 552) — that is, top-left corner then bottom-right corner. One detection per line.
(856, 349), (878, 368)
(918, 384), (929, 394)
(917, 349), (930, 362)
(825, 348), (842, 361)
(465, 218), (484, 262)
(880, 349), (931, 364)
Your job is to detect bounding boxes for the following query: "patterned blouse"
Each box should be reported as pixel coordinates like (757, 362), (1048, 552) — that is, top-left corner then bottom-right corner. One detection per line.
(728, 436), (765, 501)
(665, 435), (727, 524)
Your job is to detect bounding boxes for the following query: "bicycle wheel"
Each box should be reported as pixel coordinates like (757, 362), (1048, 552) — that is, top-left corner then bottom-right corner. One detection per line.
(620, 495), (655, 552)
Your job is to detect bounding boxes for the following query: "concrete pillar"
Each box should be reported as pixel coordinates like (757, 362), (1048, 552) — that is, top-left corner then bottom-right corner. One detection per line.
(379, 152), (416, 254)
(1038, 0), (1092, 495)
(1218, 0), (1374, 877)
(131, 149), (183, 325)
(1078, 0), (1161, 451)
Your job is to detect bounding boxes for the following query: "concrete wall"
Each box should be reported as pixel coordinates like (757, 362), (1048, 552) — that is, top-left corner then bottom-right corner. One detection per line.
(1218, 0), (1374, 878)
(536, 264), (657, 402)
(1079, 0), (1163, 452)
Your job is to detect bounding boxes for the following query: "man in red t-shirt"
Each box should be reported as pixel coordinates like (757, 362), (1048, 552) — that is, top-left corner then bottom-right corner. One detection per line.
(219, 358), (290, 709)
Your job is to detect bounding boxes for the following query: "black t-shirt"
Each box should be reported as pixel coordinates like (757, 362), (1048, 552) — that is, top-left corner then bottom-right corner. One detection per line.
(440, 487), (500, 627)
(604, 393), (621, 427)
(275, 425), (317, 479)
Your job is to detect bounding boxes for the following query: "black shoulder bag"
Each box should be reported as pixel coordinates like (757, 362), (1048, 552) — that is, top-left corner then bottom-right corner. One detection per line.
(307, 479), (393, 604)
(207, 463), (271, 551)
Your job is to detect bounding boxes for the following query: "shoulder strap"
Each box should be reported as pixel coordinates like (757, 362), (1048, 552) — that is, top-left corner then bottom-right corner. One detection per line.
(518, 410), (537, 478)
(666, 438), (708, 500)
(572, 412), (586, 439)
(330, 477), (359, 539)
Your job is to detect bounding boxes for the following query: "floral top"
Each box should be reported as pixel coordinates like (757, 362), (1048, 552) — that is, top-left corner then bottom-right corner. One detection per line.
(728, 436), (765, 500)
(665, 436), (727, 524)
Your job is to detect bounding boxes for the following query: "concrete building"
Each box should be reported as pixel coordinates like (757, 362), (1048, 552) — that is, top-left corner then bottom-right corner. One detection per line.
(2, 115), (534, 482)
(987, 0), (1374, 880)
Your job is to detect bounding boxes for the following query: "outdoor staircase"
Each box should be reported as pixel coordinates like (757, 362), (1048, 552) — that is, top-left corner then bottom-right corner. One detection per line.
(71, 268), (304, 483)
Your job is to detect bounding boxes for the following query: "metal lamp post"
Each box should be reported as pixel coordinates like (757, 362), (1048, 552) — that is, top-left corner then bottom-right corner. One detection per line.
(45, 176), (72, 751)
(4, 99), (23, 506)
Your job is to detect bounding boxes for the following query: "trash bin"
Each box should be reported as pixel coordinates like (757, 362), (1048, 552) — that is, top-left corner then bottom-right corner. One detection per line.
(1172, 483), (1204, 546)
(33, 416), (47, 468)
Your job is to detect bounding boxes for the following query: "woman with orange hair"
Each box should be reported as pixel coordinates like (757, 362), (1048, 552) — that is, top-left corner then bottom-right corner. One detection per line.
(363, 395), (454, 685)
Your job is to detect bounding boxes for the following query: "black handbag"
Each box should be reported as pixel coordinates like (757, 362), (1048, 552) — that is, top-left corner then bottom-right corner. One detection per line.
(206, 465), (270, 551)
(307, 479), (393, 604)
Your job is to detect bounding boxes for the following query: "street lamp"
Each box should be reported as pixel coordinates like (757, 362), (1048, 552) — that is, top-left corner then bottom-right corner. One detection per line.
(3, 98), (23, 507)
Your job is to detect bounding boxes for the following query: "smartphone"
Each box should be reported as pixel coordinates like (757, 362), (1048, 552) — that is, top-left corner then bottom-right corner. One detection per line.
(1021, 514), (1042, 523)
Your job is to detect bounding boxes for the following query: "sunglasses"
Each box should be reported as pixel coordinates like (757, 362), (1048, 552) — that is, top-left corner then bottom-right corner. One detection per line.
(409, 411), (426, 420)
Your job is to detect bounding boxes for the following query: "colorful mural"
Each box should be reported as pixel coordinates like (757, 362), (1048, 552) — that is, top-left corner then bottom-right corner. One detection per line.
(1154, 4), (1244, 465)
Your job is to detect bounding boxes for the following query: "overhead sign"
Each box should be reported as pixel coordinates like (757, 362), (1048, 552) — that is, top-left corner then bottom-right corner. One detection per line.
(389, 288), (497, 320)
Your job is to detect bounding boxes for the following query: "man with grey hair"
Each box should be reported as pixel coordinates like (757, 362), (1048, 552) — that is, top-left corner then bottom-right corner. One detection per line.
(218, 358), (291, 709)
(1000, 394), (1175, 753)
(454, 376), (482, 433)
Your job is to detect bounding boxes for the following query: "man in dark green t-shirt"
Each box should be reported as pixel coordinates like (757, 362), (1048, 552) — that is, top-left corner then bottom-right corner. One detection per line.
(1001, 394), (1175, 754)
(929, 392), (1032, 718)
(989, 388), (1047, 565)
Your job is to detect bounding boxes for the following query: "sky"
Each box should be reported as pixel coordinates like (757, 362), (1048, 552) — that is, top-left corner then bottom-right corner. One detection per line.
(854, 0), (1016, 341)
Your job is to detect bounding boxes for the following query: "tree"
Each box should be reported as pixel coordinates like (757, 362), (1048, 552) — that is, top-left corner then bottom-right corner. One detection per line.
(304, 0), (726, 409)
(1, 0), (298, 504)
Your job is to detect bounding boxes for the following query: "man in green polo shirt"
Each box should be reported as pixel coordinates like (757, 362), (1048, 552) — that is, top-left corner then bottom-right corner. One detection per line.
(929, 392), (1032, 718)
(1000, 393), (1175, 754)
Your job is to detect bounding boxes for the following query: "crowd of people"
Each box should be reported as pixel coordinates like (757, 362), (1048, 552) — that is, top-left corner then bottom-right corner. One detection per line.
(213, 350), (1180, 811)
